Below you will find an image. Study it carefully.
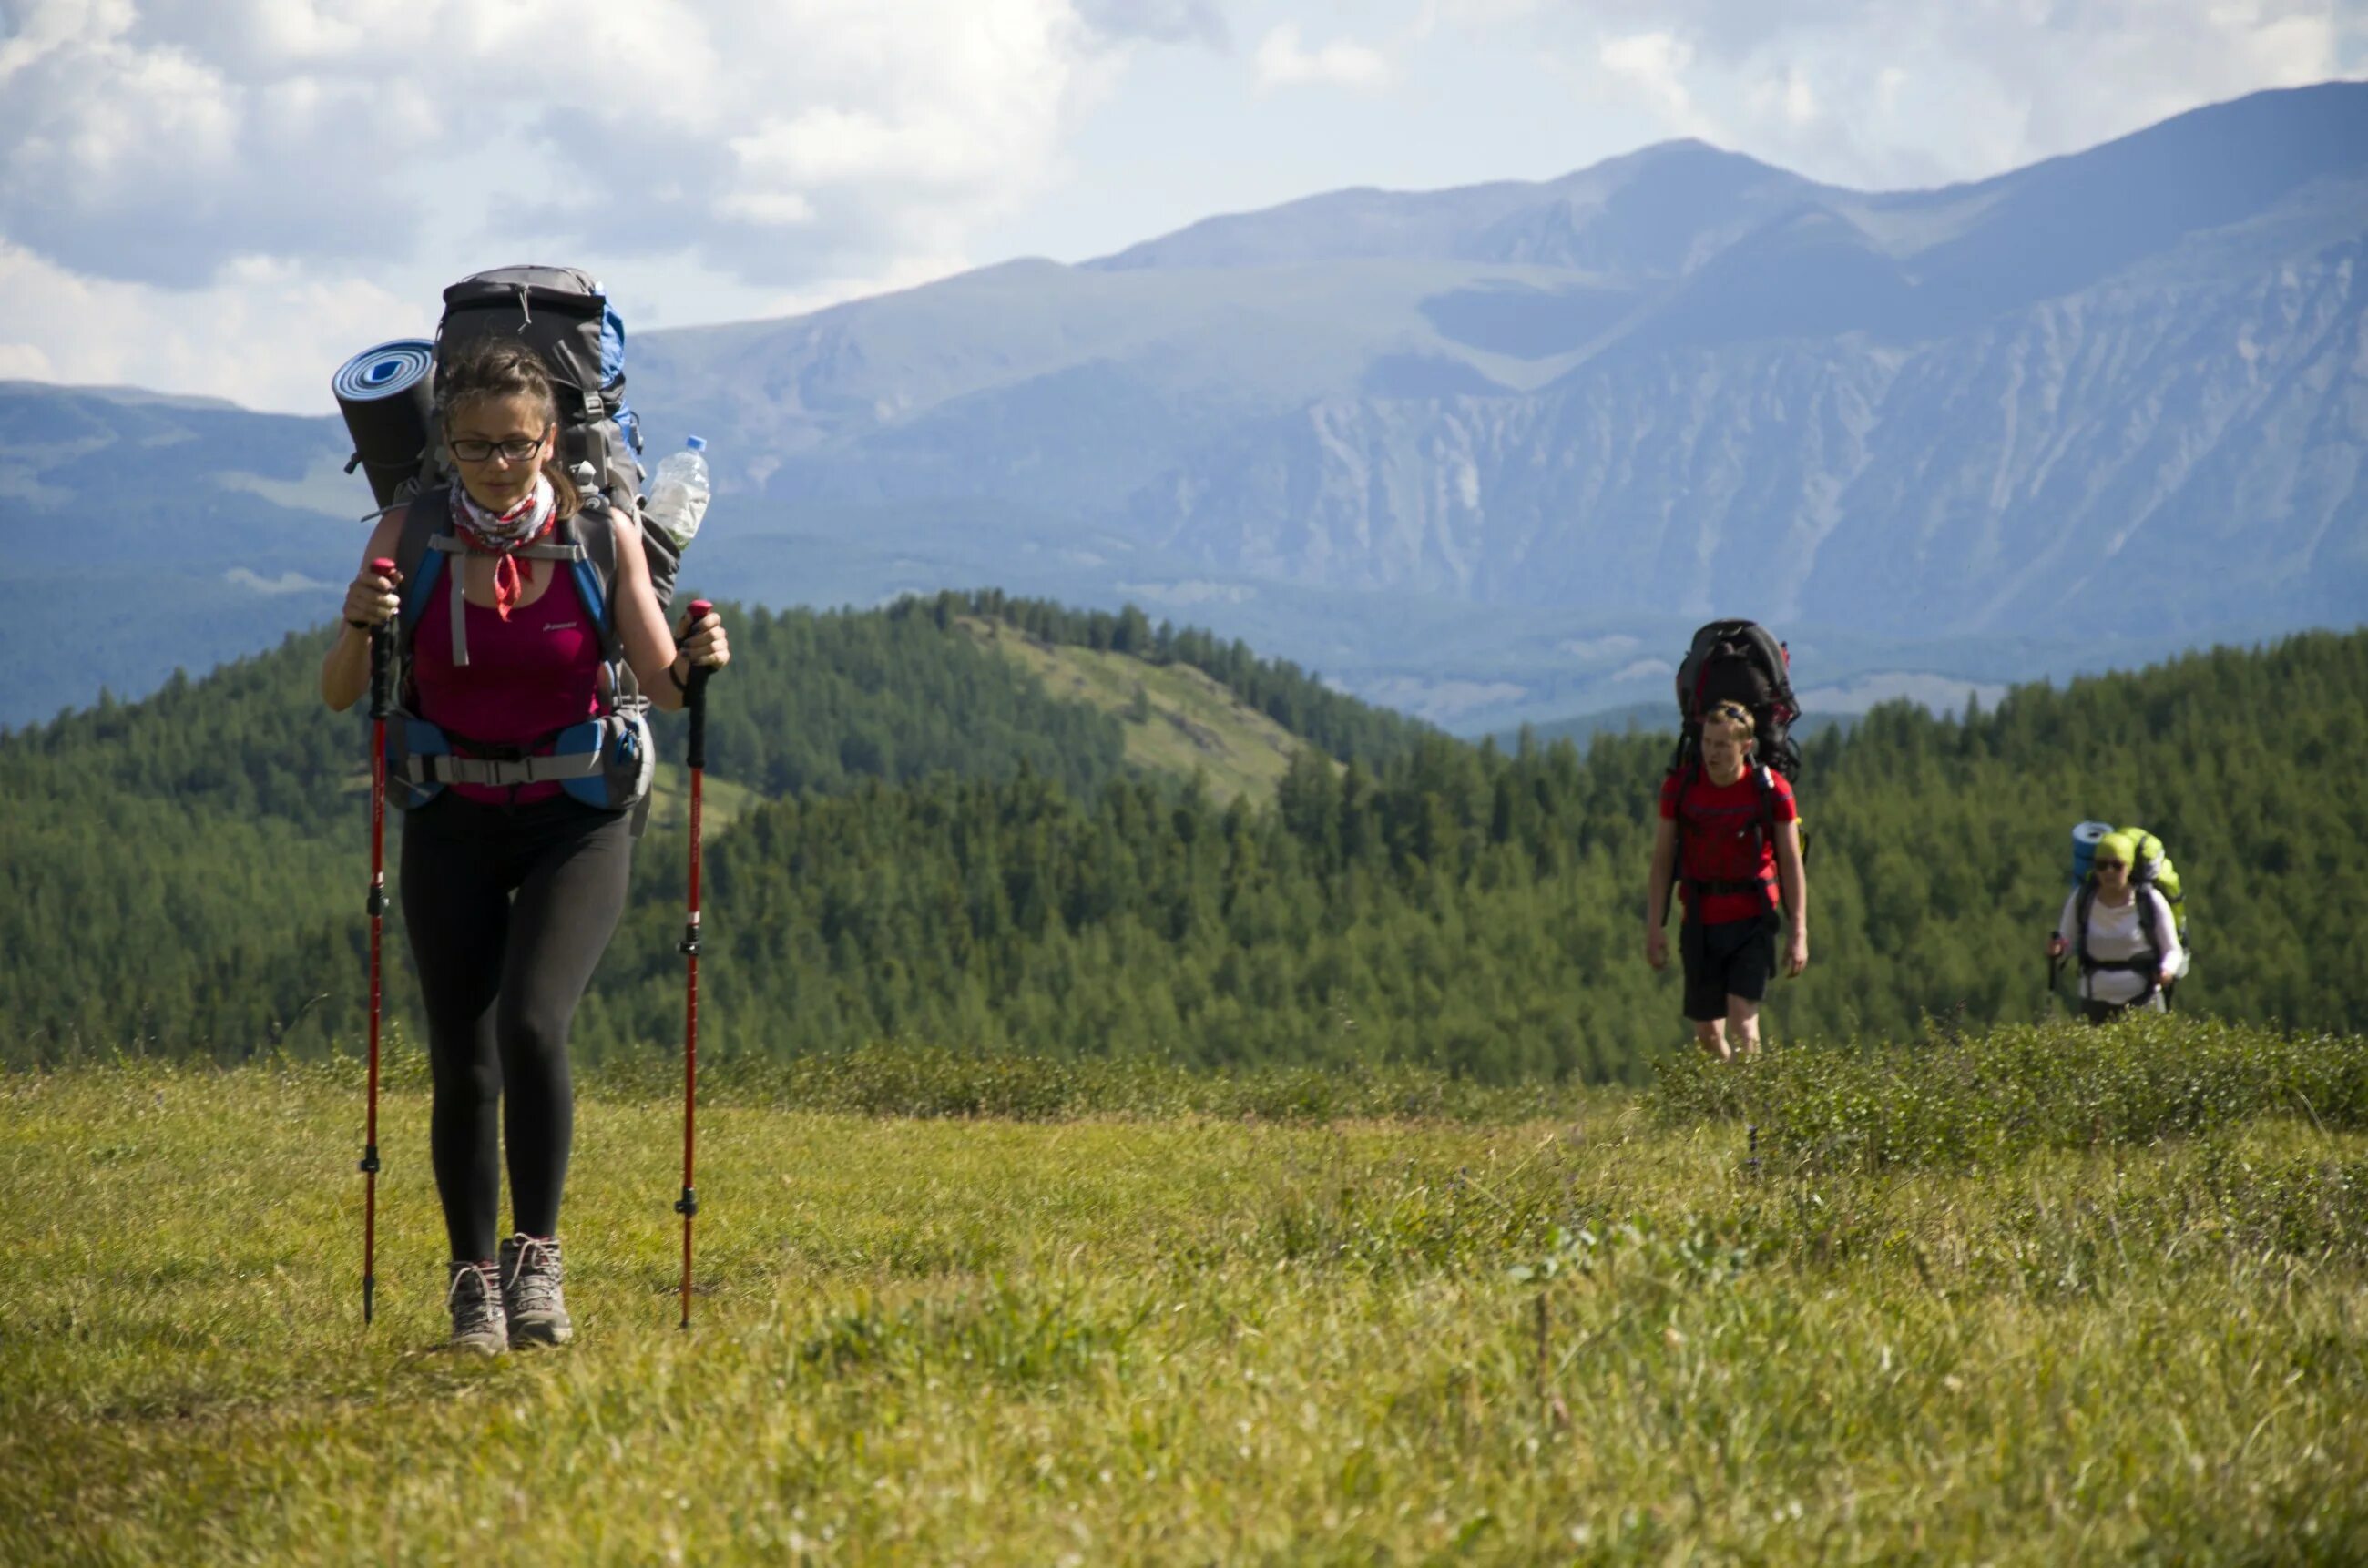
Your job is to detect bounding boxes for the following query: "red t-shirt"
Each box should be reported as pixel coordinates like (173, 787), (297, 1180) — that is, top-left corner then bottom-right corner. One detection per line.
(1659, 765), (1797, 924)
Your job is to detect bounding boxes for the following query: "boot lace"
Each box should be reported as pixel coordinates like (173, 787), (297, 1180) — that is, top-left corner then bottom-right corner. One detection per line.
(447, 1261), (504, 1339)
(503, 1233), (565, 1317)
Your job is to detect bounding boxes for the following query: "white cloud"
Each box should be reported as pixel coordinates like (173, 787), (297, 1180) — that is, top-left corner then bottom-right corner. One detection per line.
(1751, 66), (1820, 129)
(1470, 0), (2360, 188)
(0, 0), (1206, 410)
(1252, 24), (1396, 91)
(0, 0), (1126, 290)
(0, 239), (425, 410)
(1598, 31), (1720, 139)
(2, 0), (2357, 414)
(0, 341), (57, 381)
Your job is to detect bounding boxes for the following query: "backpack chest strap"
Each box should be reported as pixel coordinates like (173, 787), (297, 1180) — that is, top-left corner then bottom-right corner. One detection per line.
(424, 535), (591, 668)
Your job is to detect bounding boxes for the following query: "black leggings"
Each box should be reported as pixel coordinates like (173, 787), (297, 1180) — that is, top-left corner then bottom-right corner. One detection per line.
(402, 793), (633, 1263)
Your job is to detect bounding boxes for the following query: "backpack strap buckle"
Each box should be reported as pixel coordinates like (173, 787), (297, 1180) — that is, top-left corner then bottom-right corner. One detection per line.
(422, 751), (605, 787)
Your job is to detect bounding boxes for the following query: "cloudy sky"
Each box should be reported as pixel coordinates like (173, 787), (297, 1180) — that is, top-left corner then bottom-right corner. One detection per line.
(2, 0), (2359, 412)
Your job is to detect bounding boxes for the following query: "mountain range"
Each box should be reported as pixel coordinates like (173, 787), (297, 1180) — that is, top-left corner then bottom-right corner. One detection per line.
(3, 82), (2362, 731)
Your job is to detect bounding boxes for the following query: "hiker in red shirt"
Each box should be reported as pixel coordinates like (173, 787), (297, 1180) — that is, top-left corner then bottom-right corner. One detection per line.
(1645, 700), (1809, 1060)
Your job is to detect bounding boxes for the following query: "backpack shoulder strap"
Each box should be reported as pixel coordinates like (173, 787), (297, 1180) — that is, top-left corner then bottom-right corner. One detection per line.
(1753, 765), (1783, 909)
(394, 487), (625, 681)
(393, 487), (450, 673)
(392, 489), (444, 606)
(1671, 759), (1701, 823)
(562, 504), (628, 673)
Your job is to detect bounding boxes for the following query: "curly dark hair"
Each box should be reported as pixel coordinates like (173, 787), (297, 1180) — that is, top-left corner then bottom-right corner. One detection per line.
(434, 335), (580, 516)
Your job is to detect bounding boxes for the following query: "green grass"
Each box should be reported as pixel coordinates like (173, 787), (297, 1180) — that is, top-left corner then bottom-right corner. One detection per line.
(957, 616), (1313, 804)
(6, 1021), (2368, 1563)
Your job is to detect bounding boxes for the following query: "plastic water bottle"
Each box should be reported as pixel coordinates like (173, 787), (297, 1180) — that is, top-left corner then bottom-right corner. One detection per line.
(646, 436), (710, 551)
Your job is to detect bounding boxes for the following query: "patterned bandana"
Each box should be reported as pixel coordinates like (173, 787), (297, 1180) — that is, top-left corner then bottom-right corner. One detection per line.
(449, 475), (557, 621)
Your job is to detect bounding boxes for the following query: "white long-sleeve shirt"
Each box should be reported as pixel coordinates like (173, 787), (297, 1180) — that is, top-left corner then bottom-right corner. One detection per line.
(2057, 886), (2185, 1005)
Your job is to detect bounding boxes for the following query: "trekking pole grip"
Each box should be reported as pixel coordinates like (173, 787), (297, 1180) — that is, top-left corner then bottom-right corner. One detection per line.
(367, 558), (396, 720)
(685, 599), (714, 769)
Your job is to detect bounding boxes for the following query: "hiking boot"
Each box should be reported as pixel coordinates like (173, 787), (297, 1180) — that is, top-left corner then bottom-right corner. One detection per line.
(446, 1259), (507, 1356)
(499, 1233), (574, 1348)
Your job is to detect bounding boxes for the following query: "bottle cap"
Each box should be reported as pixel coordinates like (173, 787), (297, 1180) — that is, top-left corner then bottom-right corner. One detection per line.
(685, 435), (707, 452)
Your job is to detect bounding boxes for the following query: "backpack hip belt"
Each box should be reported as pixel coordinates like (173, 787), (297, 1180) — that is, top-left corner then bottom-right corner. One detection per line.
(390, 708), (652, 811)
(1688, 874), (1775, 898)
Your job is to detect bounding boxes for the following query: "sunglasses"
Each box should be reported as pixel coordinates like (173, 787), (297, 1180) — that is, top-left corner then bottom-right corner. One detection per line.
(2092, 860), (2127, 871)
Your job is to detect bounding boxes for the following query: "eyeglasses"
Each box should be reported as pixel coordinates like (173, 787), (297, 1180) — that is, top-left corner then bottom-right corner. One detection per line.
(447, 428), (549, 464)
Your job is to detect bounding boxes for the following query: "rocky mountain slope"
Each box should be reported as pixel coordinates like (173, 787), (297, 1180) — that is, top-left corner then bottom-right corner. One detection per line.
(3, 84), (2358, 730)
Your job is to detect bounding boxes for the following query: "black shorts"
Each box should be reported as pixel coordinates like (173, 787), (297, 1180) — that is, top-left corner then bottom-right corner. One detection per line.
(2080, 993), (2167, 1025)
(1681, 913), (1781, 1022)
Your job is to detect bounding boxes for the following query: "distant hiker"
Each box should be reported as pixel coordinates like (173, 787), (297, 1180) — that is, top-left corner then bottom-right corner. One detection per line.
(322, 335), (729, 1354)
(2048, 830), (2183, 1024)
(1645, 700), (1809, 1060)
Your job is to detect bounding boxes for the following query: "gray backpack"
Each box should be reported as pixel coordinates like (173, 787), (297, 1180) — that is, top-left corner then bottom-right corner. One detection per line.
(433, 266), (679, 607)
(333, 264), (679, 606)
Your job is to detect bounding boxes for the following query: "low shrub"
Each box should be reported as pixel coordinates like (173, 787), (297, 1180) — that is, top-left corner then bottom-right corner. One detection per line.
(1653, 1013), (2368, 1171)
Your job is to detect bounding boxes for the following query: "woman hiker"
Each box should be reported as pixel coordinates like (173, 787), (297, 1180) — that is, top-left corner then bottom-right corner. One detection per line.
(322, 335), (730, 1353)
(1644, 700), (1809, 1060)
(2048, 830), (2183, 1023)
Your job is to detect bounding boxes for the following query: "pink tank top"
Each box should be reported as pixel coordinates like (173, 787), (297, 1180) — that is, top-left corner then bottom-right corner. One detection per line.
(414, 562), (605, 804)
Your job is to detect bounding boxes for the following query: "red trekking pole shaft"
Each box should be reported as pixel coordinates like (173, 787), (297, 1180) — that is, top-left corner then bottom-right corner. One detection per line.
(362, 558), (396, 1326)
(677, 599), (715, 1330)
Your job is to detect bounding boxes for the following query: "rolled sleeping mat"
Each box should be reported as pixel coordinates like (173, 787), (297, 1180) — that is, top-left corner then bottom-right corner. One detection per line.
(332, 340), (436, 510)
(2070, 820), (2115, 887)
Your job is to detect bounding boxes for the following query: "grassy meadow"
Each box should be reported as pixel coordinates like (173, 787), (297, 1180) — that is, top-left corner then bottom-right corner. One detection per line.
(6, 1017), (2368, 1563)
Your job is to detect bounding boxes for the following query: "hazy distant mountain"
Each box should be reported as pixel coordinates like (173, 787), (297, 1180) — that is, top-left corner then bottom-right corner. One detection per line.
(2, 83), (2361, 732)
(626, 83), (2365, 646)
(0, 384), (363, 723)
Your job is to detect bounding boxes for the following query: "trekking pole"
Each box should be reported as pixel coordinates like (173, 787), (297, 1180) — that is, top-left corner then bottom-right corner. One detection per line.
(677, 600), (715, 1330)
(361, 558), (395, 1325)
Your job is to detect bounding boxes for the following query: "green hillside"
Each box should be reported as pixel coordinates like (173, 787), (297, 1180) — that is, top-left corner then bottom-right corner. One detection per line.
(0, 595), (1420, 1064)
(955, 616), (1313, 805)
(3, 616), (2363, 1073)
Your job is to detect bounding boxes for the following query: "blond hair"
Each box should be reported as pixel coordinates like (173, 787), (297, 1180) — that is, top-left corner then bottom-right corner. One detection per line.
(1703, 700), (1756, 738)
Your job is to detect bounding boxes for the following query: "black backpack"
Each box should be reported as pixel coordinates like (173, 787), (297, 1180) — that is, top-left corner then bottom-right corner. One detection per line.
(1659, 620), (1804, 924)
(1668, 619), (1801, 784)
(429, 266), (679, 608)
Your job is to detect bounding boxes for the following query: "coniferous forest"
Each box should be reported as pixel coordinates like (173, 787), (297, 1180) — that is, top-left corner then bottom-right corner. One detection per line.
(3, 597), (2362, 1077)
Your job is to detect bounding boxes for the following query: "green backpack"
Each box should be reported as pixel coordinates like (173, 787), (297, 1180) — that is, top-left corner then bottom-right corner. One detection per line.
(2070, 823), (2191, 1004)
